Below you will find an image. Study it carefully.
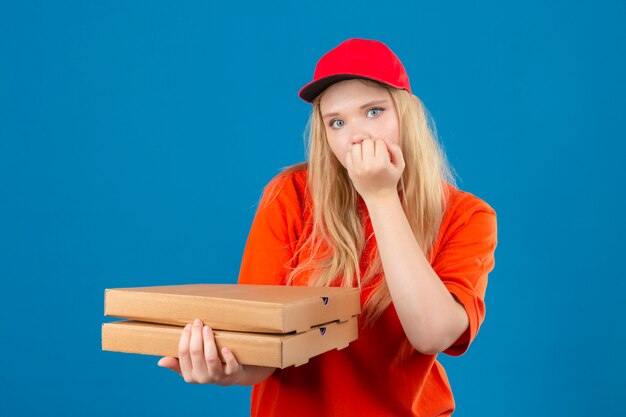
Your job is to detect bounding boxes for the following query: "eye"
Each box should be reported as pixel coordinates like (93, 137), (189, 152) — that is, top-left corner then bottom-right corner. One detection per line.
(330, 119), (344, 129)
(367, 107), (384, 118)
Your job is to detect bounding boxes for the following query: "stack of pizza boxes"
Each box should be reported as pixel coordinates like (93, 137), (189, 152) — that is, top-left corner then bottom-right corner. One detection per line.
(102, 284), (360, 368)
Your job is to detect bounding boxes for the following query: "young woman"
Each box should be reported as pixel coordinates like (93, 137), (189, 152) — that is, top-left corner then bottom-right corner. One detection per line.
(158, 38), (498, 417)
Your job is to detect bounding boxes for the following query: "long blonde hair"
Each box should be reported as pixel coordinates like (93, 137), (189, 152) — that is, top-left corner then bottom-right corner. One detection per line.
(274, 79), (456, 325)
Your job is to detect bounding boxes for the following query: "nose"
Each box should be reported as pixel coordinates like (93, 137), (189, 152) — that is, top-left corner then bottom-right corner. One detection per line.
(350, 126), (371, 145)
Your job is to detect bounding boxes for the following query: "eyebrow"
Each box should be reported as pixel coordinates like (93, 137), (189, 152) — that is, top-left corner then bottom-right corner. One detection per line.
(322, 99), (390, 120)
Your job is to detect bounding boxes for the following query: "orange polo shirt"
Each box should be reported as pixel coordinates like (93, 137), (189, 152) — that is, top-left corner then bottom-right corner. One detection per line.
(238, 166), (497, 417)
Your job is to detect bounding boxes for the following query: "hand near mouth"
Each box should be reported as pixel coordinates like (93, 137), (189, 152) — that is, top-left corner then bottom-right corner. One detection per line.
(345, 137), (405, 204)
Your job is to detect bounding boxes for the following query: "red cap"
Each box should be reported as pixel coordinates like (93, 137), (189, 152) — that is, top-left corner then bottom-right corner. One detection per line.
(298, 38), (411, 103)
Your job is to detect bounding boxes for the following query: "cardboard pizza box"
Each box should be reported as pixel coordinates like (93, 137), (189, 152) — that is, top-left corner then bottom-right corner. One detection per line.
(104, 284), (360, 334)
(102, 317), (358, 368)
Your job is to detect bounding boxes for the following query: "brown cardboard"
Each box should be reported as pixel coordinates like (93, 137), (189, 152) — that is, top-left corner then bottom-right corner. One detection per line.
(104, 284), (361, 333)
(102, 317), (358, 368)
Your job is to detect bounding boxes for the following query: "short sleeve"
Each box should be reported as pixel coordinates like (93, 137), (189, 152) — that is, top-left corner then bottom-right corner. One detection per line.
(237, 173), (305, 286)
(433, 202), (498, 356)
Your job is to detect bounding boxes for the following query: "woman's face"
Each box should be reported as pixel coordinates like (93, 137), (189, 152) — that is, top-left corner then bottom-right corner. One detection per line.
(319, 79), (400, 169)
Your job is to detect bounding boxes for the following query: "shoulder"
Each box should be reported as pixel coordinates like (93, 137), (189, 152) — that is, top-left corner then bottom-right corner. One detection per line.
(436, 182), (498, 249)
(444, 182), (496, 220)
(259, 162), (309, 212)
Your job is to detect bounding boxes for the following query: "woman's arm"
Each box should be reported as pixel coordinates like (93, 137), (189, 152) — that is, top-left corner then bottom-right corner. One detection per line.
(346, 138), (471, 355)
(365, 195), (469, 354)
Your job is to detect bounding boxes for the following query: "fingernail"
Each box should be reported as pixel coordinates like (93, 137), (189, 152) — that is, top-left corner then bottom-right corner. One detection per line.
(203, 325), (209, 333)
(193, 318), (201, 326)
(185, 323), (191, 330)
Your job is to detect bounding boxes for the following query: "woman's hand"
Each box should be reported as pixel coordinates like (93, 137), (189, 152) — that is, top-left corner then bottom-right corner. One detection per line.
(345, 137), (405, 203)
(157, 318), (275, 386)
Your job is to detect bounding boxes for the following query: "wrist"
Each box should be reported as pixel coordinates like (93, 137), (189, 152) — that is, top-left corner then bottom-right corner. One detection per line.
(235, 364), (276, 386)
(363, 190), (400, 209)
(234, 364), (250, 385)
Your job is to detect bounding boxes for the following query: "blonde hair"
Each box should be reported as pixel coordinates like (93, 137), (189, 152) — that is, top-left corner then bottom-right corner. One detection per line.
(273, 79), (456, 325)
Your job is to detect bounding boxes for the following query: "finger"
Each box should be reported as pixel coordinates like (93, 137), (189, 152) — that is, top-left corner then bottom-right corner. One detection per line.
(375, 139), (390, 163)
(221, 347), (241, 377)
(158, 357), (182, 375)
(361, 138), (375, 162)
(351, 142), (362, 166)
(384, 138), (404, 167)
(189, 319), (209, 375)
(203, 326), (224, 376)
(178, 323), (193, 380)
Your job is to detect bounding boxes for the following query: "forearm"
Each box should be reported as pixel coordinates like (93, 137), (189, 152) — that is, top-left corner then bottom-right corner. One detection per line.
(365, 193), (468, 354)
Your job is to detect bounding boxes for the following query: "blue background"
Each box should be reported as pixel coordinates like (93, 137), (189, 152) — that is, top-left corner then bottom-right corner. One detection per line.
(1, 1), (624, 415)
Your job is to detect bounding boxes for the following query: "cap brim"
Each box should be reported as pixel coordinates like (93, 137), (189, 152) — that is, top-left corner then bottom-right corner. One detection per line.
(298, 74), (367, 103)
